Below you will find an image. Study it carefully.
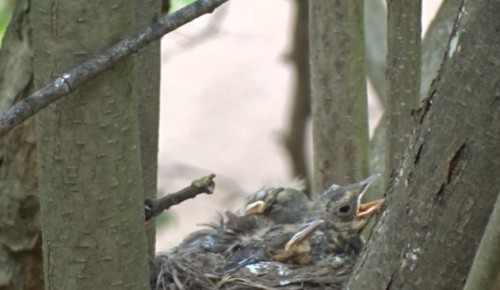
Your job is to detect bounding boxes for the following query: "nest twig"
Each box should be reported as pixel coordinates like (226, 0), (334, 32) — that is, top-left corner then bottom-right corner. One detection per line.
(153, 251), (352, 290)
(145, 174), (216, 221)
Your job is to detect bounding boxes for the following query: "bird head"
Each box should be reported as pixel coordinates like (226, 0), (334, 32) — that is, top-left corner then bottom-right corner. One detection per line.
(319, 174), (384, 235)
(244, 187), (310, 224)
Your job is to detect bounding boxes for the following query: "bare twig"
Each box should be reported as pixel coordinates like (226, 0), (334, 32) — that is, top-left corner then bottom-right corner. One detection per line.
(162, 6), (228, 62)
(144, 174), (216, 221)
(0, 0), (229, 137)
(283, 0), (312, 196)
(364, 0), (387, 105)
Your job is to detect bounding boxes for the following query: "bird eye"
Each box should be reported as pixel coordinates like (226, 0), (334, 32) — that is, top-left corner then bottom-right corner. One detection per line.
(338, 205), (351, 214)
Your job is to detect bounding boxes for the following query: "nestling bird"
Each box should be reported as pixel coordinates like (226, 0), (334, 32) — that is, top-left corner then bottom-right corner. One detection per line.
(177, 186), (310, 254)
(175, 211), (266, 255)
(215, 219), (327, 274)
(210, 176), (385, 288)
(179, 176), (384, 258)
(243, 176), (384, 254)
(243, 186), (310, 224)
(308, 174), (385, 254)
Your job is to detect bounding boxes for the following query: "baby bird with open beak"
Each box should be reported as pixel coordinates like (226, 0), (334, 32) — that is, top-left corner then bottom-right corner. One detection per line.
(308, 174), (385, 255)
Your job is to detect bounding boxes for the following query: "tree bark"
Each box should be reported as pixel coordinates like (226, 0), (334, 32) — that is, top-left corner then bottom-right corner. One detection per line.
(371, 0), (463, 198)
(384, 0), (421, 185)
(421, 0), (463, 99)
(132, 0), (161, 258)
(464, 191), (500, 290)
(309, 0), (369, 193)
(347, 1), (500, 288)
(32, 0), (150, 289)
(0, 1), (43, 289)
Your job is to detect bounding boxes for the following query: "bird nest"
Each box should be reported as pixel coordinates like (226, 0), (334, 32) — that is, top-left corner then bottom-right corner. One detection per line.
(152, 251), (352, 290)
(150, 177), (383, 290)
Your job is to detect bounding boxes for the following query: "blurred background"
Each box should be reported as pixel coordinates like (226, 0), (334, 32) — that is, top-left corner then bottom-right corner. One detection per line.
(155, 0), (442, 251)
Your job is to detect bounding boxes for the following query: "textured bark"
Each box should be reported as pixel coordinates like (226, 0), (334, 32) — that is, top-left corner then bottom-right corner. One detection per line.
(284, 0), (311, 195)
(347, 1), (500, 288)
(421, 0), (463, 99)
(364, 0), (387, 104)
(384, 0), (421, 185)
(464, 191), (500, 290)
(309, 0), (369, 193)
(132, 0), (161, 258)
(32, 1), (149, 289)
(371, 0), (462, 198)
(0, 1), (43, 289)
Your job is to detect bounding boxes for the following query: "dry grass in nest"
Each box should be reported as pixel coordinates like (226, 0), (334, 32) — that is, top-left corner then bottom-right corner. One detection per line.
(153, 252), (352, 290)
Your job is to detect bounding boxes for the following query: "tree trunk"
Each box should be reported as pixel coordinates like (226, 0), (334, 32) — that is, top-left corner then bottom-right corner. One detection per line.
(309, 0), (369, 193)
(0, 1), (43, 289)
(384, 0), (421, 185)
(347, 1), (500, 288)
(464, 191), (500, 290)
(32, 0), (150, 289)
(132, 0), (161, 258)
(370, 0), (463, 199)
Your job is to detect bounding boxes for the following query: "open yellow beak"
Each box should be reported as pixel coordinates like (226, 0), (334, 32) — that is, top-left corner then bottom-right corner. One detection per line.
(284, 220), (324, 252)
(354, 174), (384, 217)
(357, 199), (385, 217)
(245, 200), (267, 215)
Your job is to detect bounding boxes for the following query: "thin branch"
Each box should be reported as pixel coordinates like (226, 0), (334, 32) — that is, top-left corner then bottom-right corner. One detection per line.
(162, 6), (228, 62)
(283, 0), (311, 196)
(144, 174), (216, 221)
(364, 0), (387, 105)
(0, 0), (229, 137)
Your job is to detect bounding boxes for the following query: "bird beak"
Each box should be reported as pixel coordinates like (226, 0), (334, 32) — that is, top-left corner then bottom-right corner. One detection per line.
(355, 174), (385, 217)
(357, 199), (385, 217)
(284, 220), (324, 252)
(245, 200), (267, 215)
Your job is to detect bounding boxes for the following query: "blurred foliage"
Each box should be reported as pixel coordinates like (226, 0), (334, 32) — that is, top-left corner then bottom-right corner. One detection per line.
(170, 0), (195, 13)
(155, 210), (174, 228)
(0, 0), (15, 47)
(154, 190), (175, 228)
